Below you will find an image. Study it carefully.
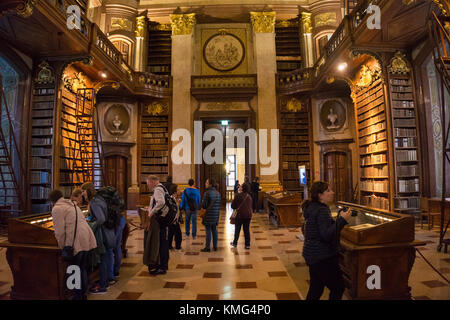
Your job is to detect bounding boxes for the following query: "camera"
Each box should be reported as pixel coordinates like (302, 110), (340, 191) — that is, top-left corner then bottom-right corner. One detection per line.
(337, 206), (358, 217)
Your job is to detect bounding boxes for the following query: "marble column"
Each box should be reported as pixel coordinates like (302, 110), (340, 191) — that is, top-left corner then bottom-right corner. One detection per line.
(135, 15), (147, 72)
(300, 12), (314, 68)
(170, 13), (196, 185)
(250, 11), (281, 191)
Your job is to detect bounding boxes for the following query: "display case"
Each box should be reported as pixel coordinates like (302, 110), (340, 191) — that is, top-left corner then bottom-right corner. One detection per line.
(337, 201), (425, 300)
(264, 191), (303, 227)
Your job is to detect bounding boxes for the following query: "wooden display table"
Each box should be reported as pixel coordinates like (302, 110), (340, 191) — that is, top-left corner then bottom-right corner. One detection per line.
(337, 202), (426, 300)
(264, 191), (302, 228)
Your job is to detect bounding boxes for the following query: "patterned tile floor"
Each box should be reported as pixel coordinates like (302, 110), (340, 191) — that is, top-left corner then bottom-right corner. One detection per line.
(0, 204), (449, 300)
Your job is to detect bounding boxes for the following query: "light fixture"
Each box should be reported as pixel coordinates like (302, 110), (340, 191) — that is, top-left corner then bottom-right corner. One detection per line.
(337, 62), (347, 71)
(221, 120), (229, 126)
(100, 71), (107, 78)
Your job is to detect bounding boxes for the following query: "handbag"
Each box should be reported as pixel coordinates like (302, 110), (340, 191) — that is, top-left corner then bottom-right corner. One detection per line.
(61, 203), (78, 261)
(230, 194), (249, 225)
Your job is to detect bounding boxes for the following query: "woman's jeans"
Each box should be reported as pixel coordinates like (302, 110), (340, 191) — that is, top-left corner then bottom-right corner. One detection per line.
(204, 223), (218, 250)
(71, 250), (89, 300)
(185, 209), (198, 237)
(99, 247), (113, 289)
(109, 216), (126, 279)
(306, 256), (345, 300)
(233, 218), (251, 247)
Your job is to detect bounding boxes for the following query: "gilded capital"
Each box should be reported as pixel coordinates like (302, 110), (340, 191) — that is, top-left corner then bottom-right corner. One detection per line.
(135, 16), (146, 38)
(250, 11), (276, 33)
(170, 13), (196, 35)
(301, 12), (312, 34)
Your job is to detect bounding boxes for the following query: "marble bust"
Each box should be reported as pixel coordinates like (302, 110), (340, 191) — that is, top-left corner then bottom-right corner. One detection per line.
(327, 108), (339, 129)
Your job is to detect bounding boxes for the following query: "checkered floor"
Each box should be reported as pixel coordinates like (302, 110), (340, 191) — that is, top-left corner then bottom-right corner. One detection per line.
(0, 204), (449, 300)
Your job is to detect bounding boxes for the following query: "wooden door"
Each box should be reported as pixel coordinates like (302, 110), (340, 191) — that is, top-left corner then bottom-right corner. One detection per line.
(105, 155), (128, 200)
(324, 151), (348, 202)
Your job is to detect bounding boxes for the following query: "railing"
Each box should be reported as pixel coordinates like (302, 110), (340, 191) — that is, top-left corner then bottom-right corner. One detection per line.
(91, 24), (121, 64)
(325, 17), (349, 58)
(276, 68), (314, 91)
(134, 72), (172, 97)
(191, 75), (257, 89)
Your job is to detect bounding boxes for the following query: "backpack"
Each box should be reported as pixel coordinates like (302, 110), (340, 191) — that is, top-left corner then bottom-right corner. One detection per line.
(97, 186), (125, 229)
(184, 189), (198, 211)
(153, 184), (178, 227)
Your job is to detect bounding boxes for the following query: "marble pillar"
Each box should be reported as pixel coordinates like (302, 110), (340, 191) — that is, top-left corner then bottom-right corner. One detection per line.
(301, 12), (314, 68)
(135, 15), (147, 72)
(170, 13), (196, 185)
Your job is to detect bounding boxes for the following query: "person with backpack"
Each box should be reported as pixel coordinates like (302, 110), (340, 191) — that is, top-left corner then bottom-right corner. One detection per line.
(200, 178), (221, 252)
(49, 189), (97, 300)
(81, 182), (116, 294)
(167, 184), (182, 251)
(144, 175), (177, 275)
(230, 183), (253, 250)
(180, 178), (201, 239)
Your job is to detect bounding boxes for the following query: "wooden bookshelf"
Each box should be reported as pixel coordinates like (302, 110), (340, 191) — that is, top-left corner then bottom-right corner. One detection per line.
(30, 84), (55, 213)
(279, 101), (311, 191)
(147, 23), (171, 75)
(387, 65), (421, 214)
(275, 22), (302, 72)
(355, 78), (390, 210)
(139, 104), (170, 195)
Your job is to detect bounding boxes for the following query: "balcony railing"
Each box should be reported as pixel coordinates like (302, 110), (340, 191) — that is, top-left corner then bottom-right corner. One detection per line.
(276, 68), (314, 93)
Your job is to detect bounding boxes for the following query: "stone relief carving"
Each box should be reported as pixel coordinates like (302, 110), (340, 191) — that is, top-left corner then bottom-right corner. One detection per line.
(203, 31), (245, 72)
(250, 11), (276, 33)
(111, 18), (132, 32)
(314, 12), (337, 27)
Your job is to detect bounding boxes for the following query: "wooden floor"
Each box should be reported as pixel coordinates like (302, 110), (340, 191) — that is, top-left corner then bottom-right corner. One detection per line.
(0, 204), (449, 300)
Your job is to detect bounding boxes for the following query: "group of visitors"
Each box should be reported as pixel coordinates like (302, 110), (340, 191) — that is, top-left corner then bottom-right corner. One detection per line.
(48, 182), (127, 299)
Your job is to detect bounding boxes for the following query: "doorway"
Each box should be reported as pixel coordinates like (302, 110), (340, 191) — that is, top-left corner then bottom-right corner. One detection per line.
(323, 151), (349, 202)
(105, 155), (128, 200)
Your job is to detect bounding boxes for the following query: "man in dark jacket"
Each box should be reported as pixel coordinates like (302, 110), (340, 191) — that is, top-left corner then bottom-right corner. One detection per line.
(250, 177), (260, 212)
(243, 176), (251, 195)
(302, 181), (351, 300)
(200, 178), (221, 252)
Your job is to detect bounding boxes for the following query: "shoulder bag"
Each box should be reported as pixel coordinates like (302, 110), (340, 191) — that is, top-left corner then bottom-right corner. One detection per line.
(230, 194), (249, 225)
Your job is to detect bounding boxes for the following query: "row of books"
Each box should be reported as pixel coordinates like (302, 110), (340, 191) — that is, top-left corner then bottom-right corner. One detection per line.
(360, 164), (388, 177)
(393, 109), (415, 117)
(281, 118), (308, 125)
(282, 129), (308, 136)
(282, 148), (309, 154)
(31, 157), (52, 169)
(394, 197), (419, 209)
(394, 128), (416, 137)
(32, 119), (53, 126)
(31, 147), (52, 156)
(283, 170), (304, 179)
(357, 95), (384, 114)
(283, 155), (310, 161)
(142, 165), (168, 173)
(358, 104), (384, 122)
(142, 133), (168, 138)
(60, 159), (82, 170)
(356, 80), (382, 103)
(397, 164), (418, 176)
(398, 179), (420, 193)
(60, 172), (83, 184)
(33, 101), (54, 110)
(60, 147), (80, 159)
(392, 100), (414, 108)
(395, 137), (417, 148)
(32, 109), (53, 117)
(282, 141), (310, 148)
(282, 161), (306, 170)
(281, 135), (309, 142)
(390, 79), (411, 86)
(359, 131), (387, 146)
(361, 180), (388, 192)
(30, 171), (51, 184)
(390, 86), (412, 93)
(282, 113), (308, 119)
(142, 157), (168, 165)
(396, 149), (417, 161)
(359, 121), (386, 137)
(360, 140), (387, 155)
(142, 121), (168, 127)
(282, 125), (309, 130)
(391, 92), (413, 100)
(31, 137), (52, 145)
(359, 113), (385, 130)
(34, 88), (55, 95)
(31, 186), (51, 199)
(61, 112), (77, 123)
(142, 127), (168, 133)
(394, 118), (415, 127)
(61, 121), (77, 132)
(141, 150), (169, 157)
(361, 195), (389, 210)
(361, 153), (387, 166)
(142, 138), (167, 145)
(32, 127), (53, 135)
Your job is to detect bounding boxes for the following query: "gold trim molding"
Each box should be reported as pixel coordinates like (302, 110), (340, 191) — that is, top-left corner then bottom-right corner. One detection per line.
(135, 16), (146, 38)
(170, 13), (196, 35)
(250, 11), (276, 33)
(146, 101), (168, 116)
(388, 51), (411, 75)
(286, 97), (303, 112)
(301, 12), (312, 33)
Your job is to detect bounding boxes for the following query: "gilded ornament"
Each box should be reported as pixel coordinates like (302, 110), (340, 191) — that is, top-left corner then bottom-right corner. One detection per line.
(355, 65), (380, 88)
(432, 0), (449, 16)
(388, 51), (411, 75)
(16, 0), (36, 18)
(111, 18), (132, 32)
(147, 102), (167, 115)
(94, 81), (120, 94)
(170, 13), (196, 35)
(326, 76), (335, 84)
(301, 12), (312, 33)
(445, 22), (450, 34)
(314, 12), (336, 28)
(402, 0), (416, 5)
(286, 98), (302, 112)
(275, 20), (297, 28)
(63, 71), (87, 92)
(135, 16), (146, 38)
(250, 12), (276, 33)
(35, 61), (54, 84)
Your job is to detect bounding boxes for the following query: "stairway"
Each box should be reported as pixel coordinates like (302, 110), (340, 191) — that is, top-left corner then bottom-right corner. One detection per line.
(75, 88), (105, 189)
(0, 75), (25, 224)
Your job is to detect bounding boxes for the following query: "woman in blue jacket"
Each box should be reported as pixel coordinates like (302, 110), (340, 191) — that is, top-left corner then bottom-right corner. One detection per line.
(200, 178), (221, 252)
(302, 181), (351, 300)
